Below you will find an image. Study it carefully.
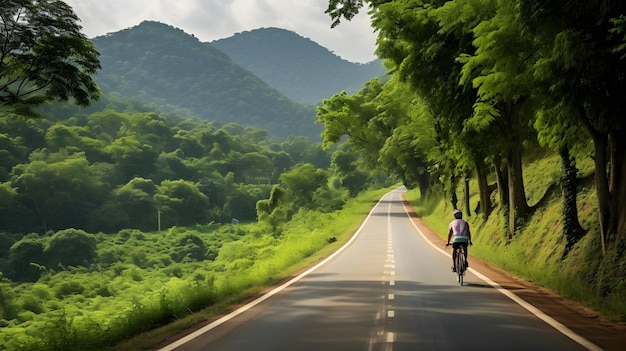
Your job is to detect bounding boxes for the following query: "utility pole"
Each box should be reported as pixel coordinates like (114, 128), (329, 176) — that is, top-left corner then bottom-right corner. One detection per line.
(157, 209), (161, 233)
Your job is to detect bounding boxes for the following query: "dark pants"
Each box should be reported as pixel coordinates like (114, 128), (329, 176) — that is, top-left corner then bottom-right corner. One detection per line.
(451, 242), (468, 267)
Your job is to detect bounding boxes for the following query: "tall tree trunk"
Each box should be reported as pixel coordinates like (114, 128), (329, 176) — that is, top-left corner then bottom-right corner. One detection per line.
(449, 174), (459, 210)
(507, 146), (529, 235)
(608, 132), (626, 244)
(592, 132), (610, 256)
(463, 177), (470, 217)
(494, 157), (509, 210)
(503, 101), (530, 235)
(417, 171), (430, 197)
(475, 157), (492, 220)
(560, 147), (585, 257)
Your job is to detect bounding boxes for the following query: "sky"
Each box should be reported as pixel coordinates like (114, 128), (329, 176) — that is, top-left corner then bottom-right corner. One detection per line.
(64, 0), (379, 63)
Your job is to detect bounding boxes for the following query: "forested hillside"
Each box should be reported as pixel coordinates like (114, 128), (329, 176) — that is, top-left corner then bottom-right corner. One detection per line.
(212, 27), (386, 104)
(92, 21), (321, 141)
(0, 102), (334, 237)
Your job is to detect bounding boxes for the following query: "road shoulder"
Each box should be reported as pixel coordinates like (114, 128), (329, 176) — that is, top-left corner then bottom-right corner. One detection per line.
(401, 198), (626, 351)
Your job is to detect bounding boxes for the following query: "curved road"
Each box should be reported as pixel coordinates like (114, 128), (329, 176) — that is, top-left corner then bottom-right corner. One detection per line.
(157, 188), (598, 351)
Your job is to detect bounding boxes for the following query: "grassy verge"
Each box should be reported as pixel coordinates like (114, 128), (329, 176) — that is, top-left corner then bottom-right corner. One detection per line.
(108, 186), (395, 351)
(404, 154), (626, 323)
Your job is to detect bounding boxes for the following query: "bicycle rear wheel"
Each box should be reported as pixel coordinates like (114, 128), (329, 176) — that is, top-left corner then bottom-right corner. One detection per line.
(456, 250), (465, 286)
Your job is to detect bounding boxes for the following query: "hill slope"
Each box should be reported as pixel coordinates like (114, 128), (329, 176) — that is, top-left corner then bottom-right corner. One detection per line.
(212, 27), (386, 104)
(92, 21), (320, 140)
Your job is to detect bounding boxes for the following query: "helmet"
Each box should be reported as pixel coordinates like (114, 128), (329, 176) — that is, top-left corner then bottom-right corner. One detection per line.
(453, 209), (462, 219)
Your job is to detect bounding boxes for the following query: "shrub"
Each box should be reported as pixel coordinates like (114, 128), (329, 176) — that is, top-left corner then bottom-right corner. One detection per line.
(7, 235), (45, 282)
(0, 284), (18, 320)
(124, 267), (143, 282)
(55, 281), (85, 298)
(170, 234), (208, 262)
(44, 229), (97, 268)
(95, 284), (115, 297)
(21, 295), (45, 314)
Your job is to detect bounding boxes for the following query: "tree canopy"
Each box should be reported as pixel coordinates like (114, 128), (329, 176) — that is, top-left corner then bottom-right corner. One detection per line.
(323, 0), (626, 253)
(0, 0), (101, 114)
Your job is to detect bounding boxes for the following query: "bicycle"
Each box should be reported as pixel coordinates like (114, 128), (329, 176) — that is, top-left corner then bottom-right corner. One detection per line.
(446, 243), (467, 286)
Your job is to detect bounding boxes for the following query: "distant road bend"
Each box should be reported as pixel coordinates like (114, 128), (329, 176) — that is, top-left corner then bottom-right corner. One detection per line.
(156, 187), (600, 351)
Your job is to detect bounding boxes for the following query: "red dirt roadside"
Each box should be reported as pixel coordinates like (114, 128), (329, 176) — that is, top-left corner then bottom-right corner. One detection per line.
(402, 199), (626, 351)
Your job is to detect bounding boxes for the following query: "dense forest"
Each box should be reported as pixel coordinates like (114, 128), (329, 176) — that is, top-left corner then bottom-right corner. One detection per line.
(92, 21), (321, 141)
(212, 27), (386, 104)
(0, 101), (336, 236)
(91, 21), (387, 141)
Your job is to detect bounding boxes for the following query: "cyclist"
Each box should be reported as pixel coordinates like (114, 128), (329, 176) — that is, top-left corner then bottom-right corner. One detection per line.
(446, 209), (472, 272)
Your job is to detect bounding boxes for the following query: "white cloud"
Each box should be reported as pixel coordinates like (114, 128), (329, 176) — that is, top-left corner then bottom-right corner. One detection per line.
(65, 0), (377, 63)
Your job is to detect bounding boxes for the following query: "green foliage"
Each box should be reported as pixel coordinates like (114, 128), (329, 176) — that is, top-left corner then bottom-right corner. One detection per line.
(0, 186), (393, 350)
(44, 229), (98, 268)
(0, 133), (28, 181)
(54, 281), (85, 299)
(0, 0), (101, 113)
(94, 177), (158, 232)
(10, 149), (104, 232)
(0, 284), (18, 320)
(92, 21), (318, 140)
(212, 27), (385, 104)
(279, 163), (330, 207)
(223, 184), (272, 222)
(170, 234), (209, 262)
(318, 77), (432, 193)
(0, 102), (338, 234)
(7, 234), (46, 282)
(155, 180), (211, 227)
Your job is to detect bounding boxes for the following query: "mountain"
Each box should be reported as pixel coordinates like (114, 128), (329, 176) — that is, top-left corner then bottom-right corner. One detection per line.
(92, 21), (320, 140)
(212, 27), (386, 104)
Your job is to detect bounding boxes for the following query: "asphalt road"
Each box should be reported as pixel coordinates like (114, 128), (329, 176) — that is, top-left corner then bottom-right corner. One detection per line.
(157, 188), (598, 351)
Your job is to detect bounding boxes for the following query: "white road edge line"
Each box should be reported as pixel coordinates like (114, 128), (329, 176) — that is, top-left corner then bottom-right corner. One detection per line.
(401, 193), (603, 351)
(156, 192), (393, 351)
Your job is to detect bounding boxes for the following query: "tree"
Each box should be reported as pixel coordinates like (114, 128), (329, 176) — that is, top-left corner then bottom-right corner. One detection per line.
(223, 184), (270, 221)
(45, 124), (107, 162)
(43, 228), (97, 268)
(0, 181), (33, 232)
(518, 0), (626, 254)
(317, 80), (386, 164)
(0, 132), (27, 181)
(328, 0), (537, 229)
(10, 149), (103, 232)
(256, 185), (288, 237)
(455, 0), (539, 232)
(280, 136), (331, 169)
(367, 1), (496, 218)
(103, 135), (158, 184)
(330, 148), (368, 196)
(0, 0), (100, 114)
(154, 179), (211, 227)
(279, 163), (330, 207)
(93, 177), (158, 232)
(7, 234), (45, 282)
